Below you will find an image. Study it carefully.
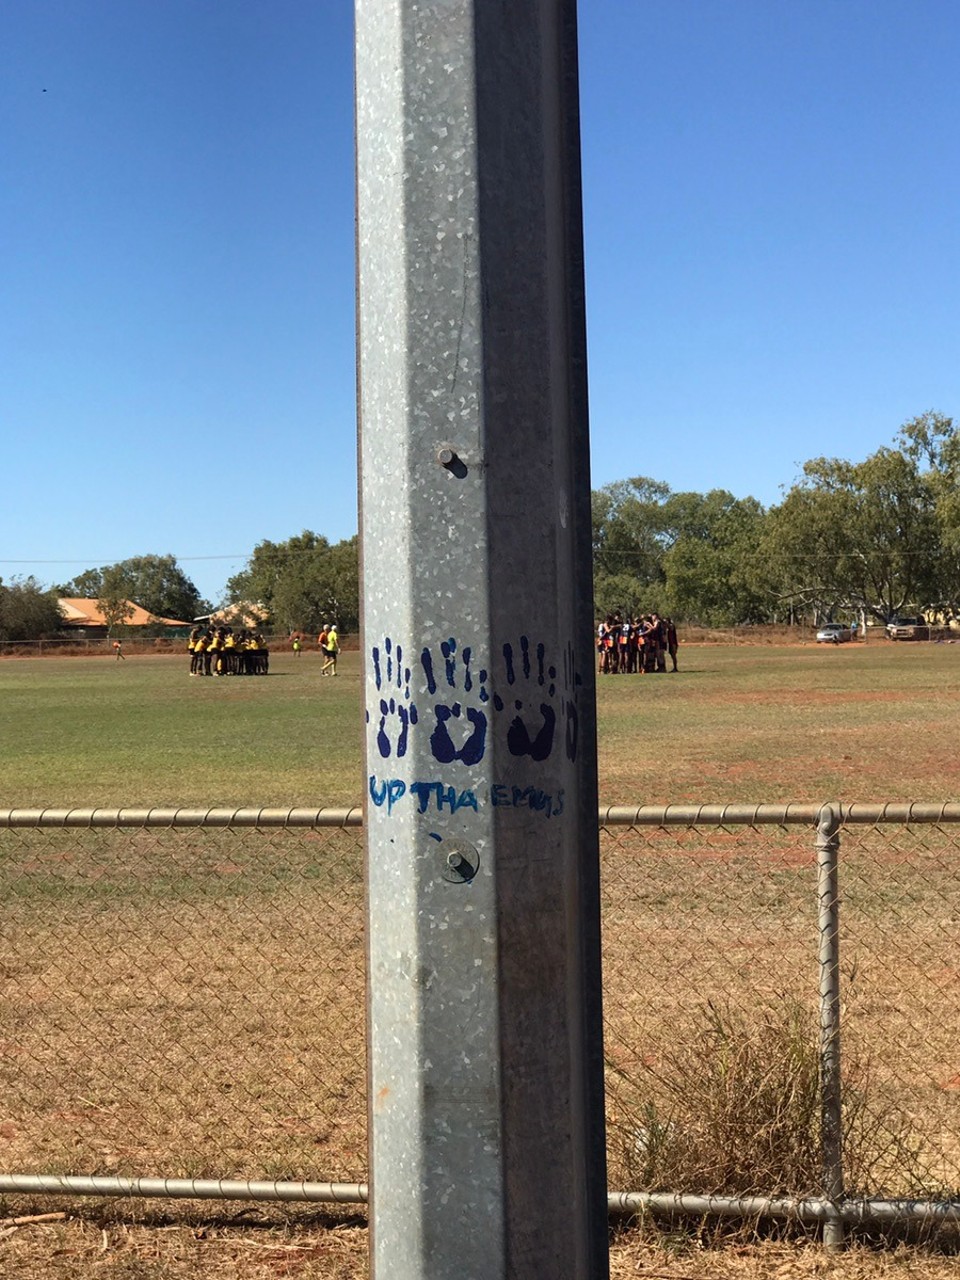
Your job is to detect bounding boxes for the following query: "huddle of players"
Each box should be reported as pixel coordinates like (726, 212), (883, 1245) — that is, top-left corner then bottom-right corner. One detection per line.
(188, 627), (269, 676)
(597, 612), (678, 674)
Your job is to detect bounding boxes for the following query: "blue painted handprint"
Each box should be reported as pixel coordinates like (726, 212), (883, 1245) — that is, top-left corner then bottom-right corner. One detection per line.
(493, 636), (557, 762)
(368, 632), (582, 768)
(420, 638), (489, 766)
(368, 636), (418, 759)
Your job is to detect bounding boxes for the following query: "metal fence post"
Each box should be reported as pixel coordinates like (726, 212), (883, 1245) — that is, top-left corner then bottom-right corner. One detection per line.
(356, 2), (608, 1277)
(816, 803), (844, 1250)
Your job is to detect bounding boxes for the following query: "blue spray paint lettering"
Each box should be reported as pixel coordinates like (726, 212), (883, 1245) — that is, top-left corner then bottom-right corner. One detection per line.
(492, 783), (564, 818)
(410, 781), (479, 815)
(368, 775), (406, 813)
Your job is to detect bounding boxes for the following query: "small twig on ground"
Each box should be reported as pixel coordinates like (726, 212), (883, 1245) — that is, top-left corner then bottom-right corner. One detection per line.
(0, 1212), (67, 1229)
(635, 1272), (703, 1280)
(202, 1238), (317, 1253)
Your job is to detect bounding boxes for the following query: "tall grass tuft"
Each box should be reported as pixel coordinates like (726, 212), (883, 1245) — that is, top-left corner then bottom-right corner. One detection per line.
(607, 999), (931, 1200)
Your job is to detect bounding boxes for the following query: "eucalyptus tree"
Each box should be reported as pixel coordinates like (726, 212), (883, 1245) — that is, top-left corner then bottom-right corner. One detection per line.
(59, 555), (205, 621)
(765, 447), (941, 623)
(0, 577), (64, 641)
(592, 478), (774, 623)
(897, 411), (960, 608)
(662, 491), (772, 625)
(226, 531), (360, 632)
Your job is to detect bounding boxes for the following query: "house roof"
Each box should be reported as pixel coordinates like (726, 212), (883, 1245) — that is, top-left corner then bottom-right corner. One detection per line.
(196, 602), (269, 628)
(58, 598), (192, 628)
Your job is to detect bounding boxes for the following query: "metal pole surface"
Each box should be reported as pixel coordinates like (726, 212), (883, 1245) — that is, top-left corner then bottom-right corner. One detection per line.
(816, 804), (845, 1250)
(356, 1), (608, 1276)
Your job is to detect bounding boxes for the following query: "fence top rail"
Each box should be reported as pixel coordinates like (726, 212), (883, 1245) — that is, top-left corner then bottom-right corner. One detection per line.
(600, 802), (960, 827)
(0, 806), (364, 829)
(3, 801), (960, 830)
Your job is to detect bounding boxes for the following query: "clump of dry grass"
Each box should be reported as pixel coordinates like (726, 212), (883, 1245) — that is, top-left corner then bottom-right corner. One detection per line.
(607, 999), (931, 1202)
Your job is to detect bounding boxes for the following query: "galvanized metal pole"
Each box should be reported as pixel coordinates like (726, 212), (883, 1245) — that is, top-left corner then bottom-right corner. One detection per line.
(355, 2), (608, 1276)
(816, 804), (845, 1251)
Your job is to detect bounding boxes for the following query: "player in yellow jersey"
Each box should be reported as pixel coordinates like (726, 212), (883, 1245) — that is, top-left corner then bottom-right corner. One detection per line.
(188, 626), (202, 676)
(321, 624), (339, 676)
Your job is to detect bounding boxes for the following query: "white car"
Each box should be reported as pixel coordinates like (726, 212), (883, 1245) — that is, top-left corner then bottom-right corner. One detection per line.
(816, 623), (852, 644)
(886, 617), (931, 641)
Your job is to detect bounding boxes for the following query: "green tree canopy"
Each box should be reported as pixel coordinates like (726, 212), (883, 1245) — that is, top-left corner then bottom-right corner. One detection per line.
(764, 446), (941, 622)
(0, 577), (64, 641)
(59, 555), (206, 622)
(97, 565), (137, 635)
(662, 491), (772, 626)
(226, 532), (359, 633)
(591, 478), (773, 624)
(896, 411), (960, 606)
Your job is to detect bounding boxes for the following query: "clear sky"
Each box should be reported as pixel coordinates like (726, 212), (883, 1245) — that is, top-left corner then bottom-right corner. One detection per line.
(3, 2), (959, 606)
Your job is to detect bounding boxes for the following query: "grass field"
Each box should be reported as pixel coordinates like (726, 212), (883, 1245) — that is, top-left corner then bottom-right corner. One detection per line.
(2, 639), (960, 1278)
(2, 636), (960, 805)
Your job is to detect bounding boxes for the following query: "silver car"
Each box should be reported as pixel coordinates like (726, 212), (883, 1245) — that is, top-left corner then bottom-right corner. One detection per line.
(816, 623), (852, 644)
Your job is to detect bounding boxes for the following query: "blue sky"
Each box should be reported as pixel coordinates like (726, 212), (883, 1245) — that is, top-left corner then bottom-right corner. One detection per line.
(3, 1), (958, 606)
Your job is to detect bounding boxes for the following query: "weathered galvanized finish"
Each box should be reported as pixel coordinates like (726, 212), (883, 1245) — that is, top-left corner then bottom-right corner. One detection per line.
(816, 804), (845, 1250)
(356, 1), (607, 1275)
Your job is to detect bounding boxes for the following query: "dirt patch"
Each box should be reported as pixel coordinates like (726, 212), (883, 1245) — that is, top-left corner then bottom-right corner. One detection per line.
(708, 689), (904, 706)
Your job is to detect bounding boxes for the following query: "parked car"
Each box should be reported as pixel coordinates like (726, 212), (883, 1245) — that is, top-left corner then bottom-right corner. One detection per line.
(886, 617), (931, 641)
(816, 623), (852, 644)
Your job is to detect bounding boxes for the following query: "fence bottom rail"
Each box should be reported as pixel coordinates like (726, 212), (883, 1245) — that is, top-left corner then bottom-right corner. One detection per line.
(4, 1175), (960, 1236)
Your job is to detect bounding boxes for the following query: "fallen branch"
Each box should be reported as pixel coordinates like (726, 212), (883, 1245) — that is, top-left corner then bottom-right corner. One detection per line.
(0, 1211), (67, 1229)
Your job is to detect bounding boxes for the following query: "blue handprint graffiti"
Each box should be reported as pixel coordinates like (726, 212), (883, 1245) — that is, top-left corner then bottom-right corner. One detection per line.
(420, 638), (488, 766)
(368, 632), (581, 768)
(560, 640), (581, 764)
(368, 637), (419, 759)
(493, 635), (566, 762)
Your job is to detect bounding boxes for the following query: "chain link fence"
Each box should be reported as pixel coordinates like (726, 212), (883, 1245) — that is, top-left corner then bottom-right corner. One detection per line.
(1, 803), (959, 1230)
(600, 803), (960, 1231)
(0, 809), (367, 1193)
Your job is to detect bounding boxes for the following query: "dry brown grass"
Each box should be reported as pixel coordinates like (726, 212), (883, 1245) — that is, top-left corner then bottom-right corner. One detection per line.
(600, 824), (960, 1199)
(3, 1209), (960, 1279)
(0, 828), (367, 1184)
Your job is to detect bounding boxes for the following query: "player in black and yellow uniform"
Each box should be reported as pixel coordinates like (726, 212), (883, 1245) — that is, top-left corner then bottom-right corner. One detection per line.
(188, 627), (202, 675)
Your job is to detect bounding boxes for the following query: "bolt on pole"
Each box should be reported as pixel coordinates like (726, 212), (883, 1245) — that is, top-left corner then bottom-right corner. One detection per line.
(355, 2), (608, 1277)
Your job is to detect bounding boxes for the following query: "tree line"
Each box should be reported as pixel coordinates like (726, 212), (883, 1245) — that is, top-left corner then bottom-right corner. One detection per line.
(3, 411), (956, 643)
(0, 537), (360, 643)
(593, 411), (960, 627)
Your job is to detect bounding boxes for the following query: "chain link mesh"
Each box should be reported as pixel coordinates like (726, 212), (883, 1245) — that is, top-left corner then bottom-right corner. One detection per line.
(838, 821), (960, 1195)
(1, 810), (958, 1206)
(600, 816), (960, 1202)
(0, 822), (366, 1183)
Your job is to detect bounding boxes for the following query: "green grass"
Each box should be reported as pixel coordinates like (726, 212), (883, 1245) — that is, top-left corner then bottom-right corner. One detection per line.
(1, 638), (959, 806)
(0, 651), (364, 807)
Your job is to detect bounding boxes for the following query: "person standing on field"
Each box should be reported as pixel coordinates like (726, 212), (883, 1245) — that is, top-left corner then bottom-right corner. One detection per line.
(113, 639), (125, 661)
(321, 623), (340, 676)
(188, 626), (202, 675)
(665, 617), (679, 672)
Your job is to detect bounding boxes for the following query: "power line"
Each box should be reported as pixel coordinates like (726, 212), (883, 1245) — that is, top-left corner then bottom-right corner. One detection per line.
(0, 555), (248, 566)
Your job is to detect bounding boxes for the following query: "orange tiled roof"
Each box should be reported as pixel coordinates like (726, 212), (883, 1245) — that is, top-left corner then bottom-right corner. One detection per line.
(58, 598), (191, 628)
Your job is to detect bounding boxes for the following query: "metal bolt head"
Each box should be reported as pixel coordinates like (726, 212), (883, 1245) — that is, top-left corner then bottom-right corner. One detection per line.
(439, 839), (480, 883)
